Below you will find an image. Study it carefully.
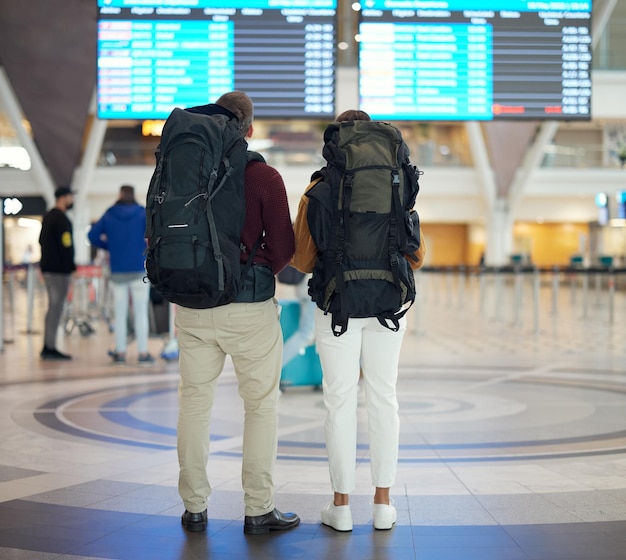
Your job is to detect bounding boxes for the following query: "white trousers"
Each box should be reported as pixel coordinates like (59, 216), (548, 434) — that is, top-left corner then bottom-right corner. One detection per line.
(112, 277), (150, 354)
(314, 308), (406, 494)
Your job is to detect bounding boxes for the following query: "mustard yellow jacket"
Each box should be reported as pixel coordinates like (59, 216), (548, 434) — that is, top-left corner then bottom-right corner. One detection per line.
(292, 178), (426, 273)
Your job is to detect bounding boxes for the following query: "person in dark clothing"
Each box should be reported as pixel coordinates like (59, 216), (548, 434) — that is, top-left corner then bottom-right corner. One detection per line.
(88, 185), (154, 364)
(174, 91), (300, 535)
(39, 185), (76, 360)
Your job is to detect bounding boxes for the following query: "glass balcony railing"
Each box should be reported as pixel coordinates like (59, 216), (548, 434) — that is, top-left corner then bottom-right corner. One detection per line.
(541, 143), (626, 169)
(594, 19), (626, 71)
(2, 130), (623, 172)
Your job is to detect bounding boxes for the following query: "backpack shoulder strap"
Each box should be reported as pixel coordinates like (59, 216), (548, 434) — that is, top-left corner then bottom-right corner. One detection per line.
(247, 150), (266, 164)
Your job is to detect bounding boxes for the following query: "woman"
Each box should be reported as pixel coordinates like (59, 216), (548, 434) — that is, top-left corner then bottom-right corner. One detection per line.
(292, 110), (426, 531)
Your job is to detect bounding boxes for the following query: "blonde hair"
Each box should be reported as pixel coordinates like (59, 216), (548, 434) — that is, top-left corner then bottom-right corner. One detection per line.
(215, 91), (254, 134)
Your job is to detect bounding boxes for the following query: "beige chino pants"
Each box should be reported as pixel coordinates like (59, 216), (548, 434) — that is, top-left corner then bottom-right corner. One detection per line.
(175, 298), (282, 516)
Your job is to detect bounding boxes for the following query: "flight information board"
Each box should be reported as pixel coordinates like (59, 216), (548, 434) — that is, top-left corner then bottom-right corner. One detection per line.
(97, 1), (336, 119)
(359, 1), (592, 120)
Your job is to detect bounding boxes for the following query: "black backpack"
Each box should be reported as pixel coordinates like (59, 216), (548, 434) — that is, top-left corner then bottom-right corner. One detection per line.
(144, 107), (262, 309)
(306, 120), (421, 336)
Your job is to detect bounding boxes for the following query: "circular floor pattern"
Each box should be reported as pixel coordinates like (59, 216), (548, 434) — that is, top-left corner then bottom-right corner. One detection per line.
(27, 371), (626, 462)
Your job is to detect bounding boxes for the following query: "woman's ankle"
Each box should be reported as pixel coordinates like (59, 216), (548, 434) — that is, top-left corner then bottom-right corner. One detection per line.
(333, 492), (349, 506)
(374, 487), (390, 505)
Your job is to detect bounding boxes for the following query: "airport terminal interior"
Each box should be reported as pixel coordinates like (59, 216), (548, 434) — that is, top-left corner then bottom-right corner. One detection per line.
(1, 271), (626, 559)
(2, 0), (626, 558)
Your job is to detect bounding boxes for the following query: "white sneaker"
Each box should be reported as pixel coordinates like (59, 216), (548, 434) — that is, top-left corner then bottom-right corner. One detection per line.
(373, 503), (397, 530)
(321, 502), (353, 532)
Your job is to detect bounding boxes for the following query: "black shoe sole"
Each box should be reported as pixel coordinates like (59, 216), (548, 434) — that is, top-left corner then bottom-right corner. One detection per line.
(243, 520), (300, 535)
(181, 519), (207, 532)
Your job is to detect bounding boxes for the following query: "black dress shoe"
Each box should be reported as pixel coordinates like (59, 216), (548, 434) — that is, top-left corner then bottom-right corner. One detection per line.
(181, 509), (207, 532)
(243, 508), (300, 535)
(41, 347), (72, 360)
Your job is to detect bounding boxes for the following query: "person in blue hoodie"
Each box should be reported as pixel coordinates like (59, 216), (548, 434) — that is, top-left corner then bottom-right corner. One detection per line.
(88, 185), (154, 364)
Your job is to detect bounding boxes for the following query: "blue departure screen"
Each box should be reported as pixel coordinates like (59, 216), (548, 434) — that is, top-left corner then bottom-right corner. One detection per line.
(359, 1), (592, 121)
(97, 1), (336, 119)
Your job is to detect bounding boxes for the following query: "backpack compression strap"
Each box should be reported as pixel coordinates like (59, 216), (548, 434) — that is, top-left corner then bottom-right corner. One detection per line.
(376, 169), (412, 331)
(145, 152), (164, 241)
(202, 137), (253, 290)
(237, 150), (265, 285)
(330, 172), (354, 337)
(203, 147), (258, 290)
(203, 163), (227, 290)
(388, 169), (402, 287)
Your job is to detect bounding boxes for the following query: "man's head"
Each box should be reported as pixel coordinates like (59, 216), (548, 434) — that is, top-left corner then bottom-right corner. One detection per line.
(119, 184), (136, 203)
(54, 186), (74, 211)
(215, 91), (254, 137)
(336, 110), (371, 123)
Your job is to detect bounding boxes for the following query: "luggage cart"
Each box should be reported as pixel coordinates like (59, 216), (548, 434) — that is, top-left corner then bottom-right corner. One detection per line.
(64, 265), (104, 337)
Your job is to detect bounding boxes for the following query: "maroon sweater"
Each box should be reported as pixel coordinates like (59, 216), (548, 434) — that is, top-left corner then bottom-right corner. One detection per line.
(241, 159), (295, 273)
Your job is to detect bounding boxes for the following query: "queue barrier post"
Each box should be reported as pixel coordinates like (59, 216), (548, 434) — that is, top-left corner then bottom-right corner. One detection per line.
(25, 263), (36, 334)
(581, 272), (589, 319)
(551, 266), (559, 315)
(608, 268), (615, 324)
(532, 267), (540, 334)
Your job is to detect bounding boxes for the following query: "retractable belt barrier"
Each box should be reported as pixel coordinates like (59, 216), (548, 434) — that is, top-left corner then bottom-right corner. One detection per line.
(415, 265), (626, 333)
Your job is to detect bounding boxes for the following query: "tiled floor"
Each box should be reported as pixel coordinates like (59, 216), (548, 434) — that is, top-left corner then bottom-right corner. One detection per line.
(1, 269), (626, 559)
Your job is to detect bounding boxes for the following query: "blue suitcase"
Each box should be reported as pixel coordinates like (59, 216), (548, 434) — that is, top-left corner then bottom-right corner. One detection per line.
(279, 300), (323, 390)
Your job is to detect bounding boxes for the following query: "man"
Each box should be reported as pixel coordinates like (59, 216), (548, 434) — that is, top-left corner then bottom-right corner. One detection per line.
(88, 185), (154, 364)
(174, 91), (299, 534)
(39, 185), (76, 360)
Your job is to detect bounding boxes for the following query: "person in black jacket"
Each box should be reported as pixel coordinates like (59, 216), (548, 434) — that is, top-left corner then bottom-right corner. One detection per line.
(39, 186), (76, 360)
